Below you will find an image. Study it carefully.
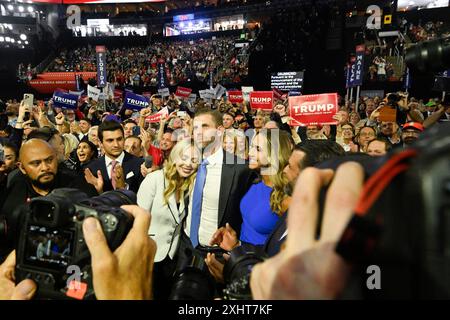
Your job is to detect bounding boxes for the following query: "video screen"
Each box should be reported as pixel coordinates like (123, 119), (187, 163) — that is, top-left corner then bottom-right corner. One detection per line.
(25, 225), (73, 270)
(397, 0), (449, 11)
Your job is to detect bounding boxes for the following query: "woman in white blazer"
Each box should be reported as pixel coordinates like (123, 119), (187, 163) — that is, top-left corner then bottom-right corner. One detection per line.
(137, 139), (199, 300)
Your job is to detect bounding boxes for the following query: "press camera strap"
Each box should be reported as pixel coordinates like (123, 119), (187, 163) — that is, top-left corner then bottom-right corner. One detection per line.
(336, 149), (418, 262)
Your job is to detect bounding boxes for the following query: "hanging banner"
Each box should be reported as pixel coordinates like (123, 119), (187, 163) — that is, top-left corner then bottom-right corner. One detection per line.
(348, 56), (357, 88)
(175, 86), (192, 98)
(227, 90), (244, 104)
(145, 107), (169, 123)
(353, 45), (365, 87)
(75, 74), (82, 91)
(345, 64), (351, 89)
(249, 91), (274, 111)
(288, 93), (339, 126)
(123, 91), (150, 110)
(157, 59), (167, 89)
(52, 91), (79, 110)
(96, 46), (107, 88)
(404, 67), (411, 89)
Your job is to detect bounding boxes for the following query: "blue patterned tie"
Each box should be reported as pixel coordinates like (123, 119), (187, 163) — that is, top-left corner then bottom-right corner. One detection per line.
(190, 159), (209, 248)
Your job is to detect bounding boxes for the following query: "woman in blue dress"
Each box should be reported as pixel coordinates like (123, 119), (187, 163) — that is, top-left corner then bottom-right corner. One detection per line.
(208, 128), (293, 253)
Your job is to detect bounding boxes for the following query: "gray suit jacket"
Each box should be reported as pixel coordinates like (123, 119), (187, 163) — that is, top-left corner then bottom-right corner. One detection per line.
(137, 169), (186, 262)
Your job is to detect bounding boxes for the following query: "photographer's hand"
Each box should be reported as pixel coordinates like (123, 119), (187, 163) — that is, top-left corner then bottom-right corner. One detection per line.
(209, 223), (239, 251)
(82, 205), (156, 300)
(0, 251), (37, 300)
(205, 253), (230, 283)
(250, 163), (364, 299)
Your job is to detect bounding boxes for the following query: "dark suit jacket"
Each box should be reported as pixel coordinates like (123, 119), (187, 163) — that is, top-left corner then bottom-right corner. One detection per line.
(263, 213), (288, 258)
(86, 151), (144, 194)
(217, 151), (257, 237)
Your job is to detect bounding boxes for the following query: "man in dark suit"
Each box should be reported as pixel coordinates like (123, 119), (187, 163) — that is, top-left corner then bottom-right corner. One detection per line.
(84, 120), (144, 194)
(176, 109), (255, 276)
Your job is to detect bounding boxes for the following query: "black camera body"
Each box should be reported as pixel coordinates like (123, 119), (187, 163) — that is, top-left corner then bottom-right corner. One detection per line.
(222, 245), (264, 300)
(14, 188), (135, 300)
(170, 245), (227, 300)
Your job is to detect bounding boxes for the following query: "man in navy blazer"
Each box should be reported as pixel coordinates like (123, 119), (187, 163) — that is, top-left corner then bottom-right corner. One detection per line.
(84, 120), (144, 194)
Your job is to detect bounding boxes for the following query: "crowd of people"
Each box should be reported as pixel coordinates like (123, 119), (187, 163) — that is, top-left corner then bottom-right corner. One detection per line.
(404, 19), (450, 43)
(45, 36), (248, 87)
(0, 83), (448, 299)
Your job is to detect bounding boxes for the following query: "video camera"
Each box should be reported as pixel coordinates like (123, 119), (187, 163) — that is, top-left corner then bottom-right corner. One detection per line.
(13, 188), (136, 300)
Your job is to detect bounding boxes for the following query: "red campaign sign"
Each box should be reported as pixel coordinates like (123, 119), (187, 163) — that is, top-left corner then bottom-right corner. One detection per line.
(356, 44), (365, 53)
(227, 91), (244, 103)
(175, 86), (192, 98)
(114, 89), (123, 98)
(145, 107), (169, 123)
(288, 93), (339, 126)
(95, 46), (106, 53)
(249, 91), (274, 111)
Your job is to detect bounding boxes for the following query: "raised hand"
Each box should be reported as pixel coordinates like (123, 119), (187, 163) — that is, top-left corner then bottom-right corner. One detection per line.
(209, 223), (239, 251)
(84, 168), (104, 194)
(55, 112), (65, 126)
(82, 205), (156, 299)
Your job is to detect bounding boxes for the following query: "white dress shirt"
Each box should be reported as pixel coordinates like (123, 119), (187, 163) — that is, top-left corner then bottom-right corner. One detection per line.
(78, 133), (87, 141)
(184, 147), (223, 246)
(105, 151), (125, 179)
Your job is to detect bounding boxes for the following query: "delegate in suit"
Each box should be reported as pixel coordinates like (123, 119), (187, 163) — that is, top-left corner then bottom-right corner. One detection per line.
(84, 120), (144, 194)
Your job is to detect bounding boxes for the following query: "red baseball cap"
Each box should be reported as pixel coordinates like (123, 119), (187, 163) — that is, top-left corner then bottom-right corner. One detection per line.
(402, 122), (424, 132)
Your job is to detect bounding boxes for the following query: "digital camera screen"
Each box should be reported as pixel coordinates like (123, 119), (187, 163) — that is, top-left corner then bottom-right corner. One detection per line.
(24, 225), (73, 270)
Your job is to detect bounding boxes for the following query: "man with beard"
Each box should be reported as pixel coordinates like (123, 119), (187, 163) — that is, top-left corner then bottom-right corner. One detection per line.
(401, 122), (424, 146)
(0, 139), (97, 253)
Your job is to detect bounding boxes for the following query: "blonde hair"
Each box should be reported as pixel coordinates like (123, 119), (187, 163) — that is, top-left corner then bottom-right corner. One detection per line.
(62, 133), (79, 160)
(256, 129), (292, 215)
(163, 139), (199, 204)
